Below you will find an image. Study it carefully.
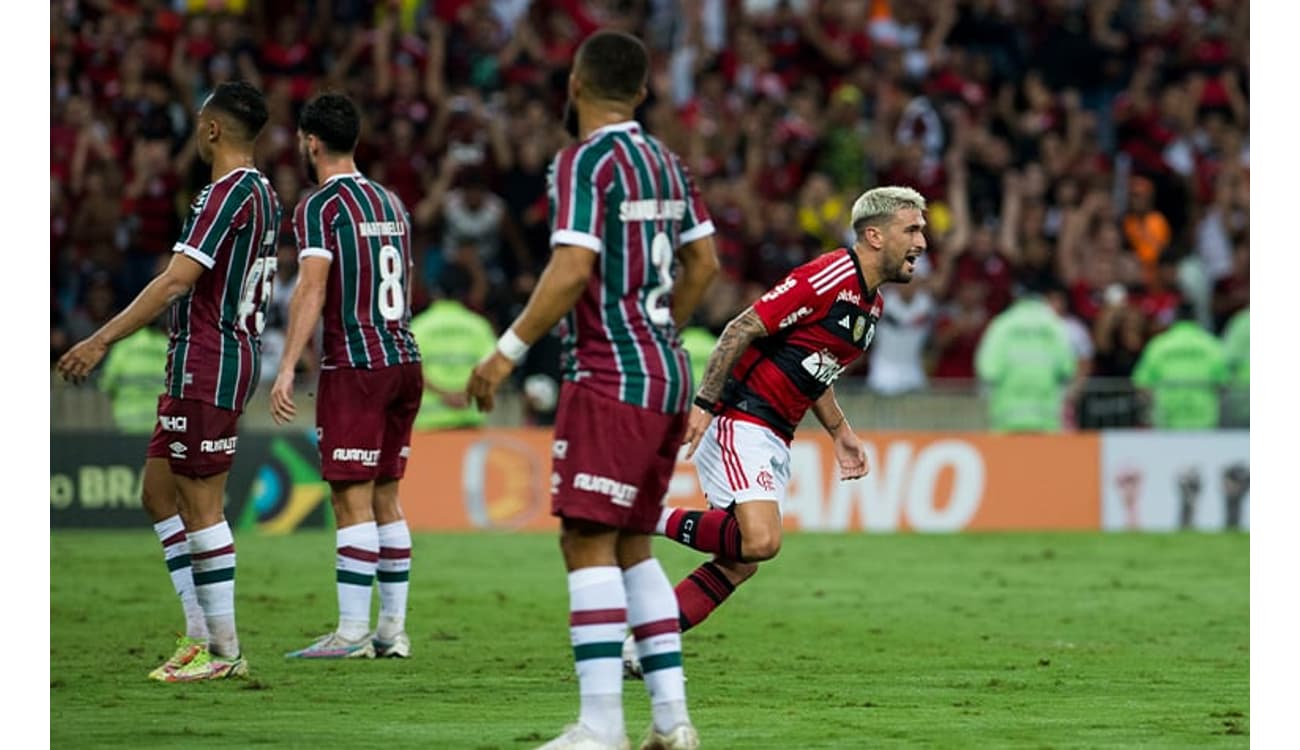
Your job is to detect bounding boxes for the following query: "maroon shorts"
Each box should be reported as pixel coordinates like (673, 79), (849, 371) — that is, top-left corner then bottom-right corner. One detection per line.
(317, 363), (424, 482)
(146, 395), (242, 478)
(550, 382), (687, 533)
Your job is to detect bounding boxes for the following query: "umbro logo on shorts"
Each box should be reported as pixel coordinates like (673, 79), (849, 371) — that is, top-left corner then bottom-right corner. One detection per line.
(168, 441), (187, 460)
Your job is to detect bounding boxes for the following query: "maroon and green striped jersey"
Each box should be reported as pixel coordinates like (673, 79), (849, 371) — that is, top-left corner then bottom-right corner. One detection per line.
(166, 167), (282, 412)
(548, 121), (715, 414)
(293, 172), (421, 370)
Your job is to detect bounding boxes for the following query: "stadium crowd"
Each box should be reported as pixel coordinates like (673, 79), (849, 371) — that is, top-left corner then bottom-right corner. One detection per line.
(50, 0), (1249, 427)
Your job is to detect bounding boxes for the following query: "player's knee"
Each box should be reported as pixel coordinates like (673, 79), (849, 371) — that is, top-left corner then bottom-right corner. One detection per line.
(719, 559), (760, 584)
(741, 529), (782, 562)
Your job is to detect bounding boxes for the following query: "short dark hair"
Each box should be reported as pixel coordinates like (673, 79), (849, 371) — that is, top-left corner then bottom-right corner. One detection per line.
(574, 30), (648, 102)
(205, 81), (268, 140)
(298, 93), (361, 154)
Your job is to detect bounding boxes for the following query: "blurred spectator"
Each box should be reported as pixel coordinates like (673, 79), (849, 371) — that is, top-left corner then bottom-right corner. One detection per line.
(1080, 293), (1147, 429)
(743, 201), (820, 292)
(409, 267), (497, 431)
(66, 272), (120, 347)
(796, 172), (851, 250)
(1133, 303), (1229, 430)
(99, 317), (170, 434)
(931, 278), (988, 381)
(1121, 175), (1171, 284)
(121, 136), (182, 295)
(1211, 235), (1249, 333)
(868, 256), (935, 397)
(1221, 306), (1249, 427)
(975, 285), (1076, 433)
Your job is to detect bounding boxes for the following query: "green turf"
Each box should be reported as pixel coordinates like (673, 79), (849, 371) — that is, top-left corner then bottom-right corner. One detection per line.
(51, 531), (1248, 748)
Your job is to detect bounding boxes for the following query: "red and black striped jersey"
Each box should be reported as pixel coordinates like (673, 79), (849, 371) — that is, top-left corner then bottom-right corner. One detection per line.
(722, 248), (884, 441)
(548, 121), (714, 414)
(167, 167), (282, 412)
(293, 173), (421, 370)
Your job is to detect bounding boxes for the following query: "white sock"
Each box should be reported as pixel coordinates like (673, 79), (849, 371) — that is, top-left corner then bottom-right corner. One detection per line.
(624, 559), (690, 732)
(569, 566), (627, 744)
(376, 520), (411, 639)
(153, 515), (209, 641)
(655, 507), (674, 536)
(188, 521), (239, 658)
(336, 521), (379, 640)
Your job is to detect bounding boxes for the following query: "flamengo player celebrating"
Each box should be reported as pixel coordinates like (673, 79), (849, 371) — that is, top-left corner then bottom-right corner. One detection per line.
(467, 31), (719, 750)
(625, 186), (929, 673)
(57, 81), (280, 682)
(270, 94), (423, 660)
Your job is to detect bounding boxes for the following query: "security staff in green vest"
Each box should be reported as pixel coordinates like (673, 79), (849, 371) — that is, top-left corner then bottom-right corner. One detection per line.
(99, 317), (170, 434)
(1221, 307), (1249, 426)
(679, 325), (719, 392)
(410, 270), (497, 430)
(974, 286), (1077, 432)
(1133, 303), (1229, 429)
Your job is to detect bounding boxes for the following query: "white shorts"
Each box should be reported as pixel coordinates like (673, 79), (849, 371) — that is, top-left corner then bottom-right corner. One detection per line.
(693, 415), (791, 508)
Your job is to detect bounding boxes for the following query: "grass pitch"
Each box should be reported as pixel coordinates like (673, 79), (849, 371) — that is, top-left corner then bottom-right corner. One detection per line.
(51, 531), (1248, 748)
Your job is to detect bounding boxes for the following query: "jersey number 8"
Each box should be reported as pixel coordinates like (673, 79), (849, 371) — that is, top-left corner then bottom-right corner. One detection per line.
(377, 244), (406, 322)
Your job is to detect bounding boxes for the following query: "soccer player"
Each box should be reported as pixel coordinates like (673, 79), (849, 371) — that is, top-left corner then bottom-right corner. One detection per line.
(625, 187), (927, 674)
(466, 30), (719, 750)
(270, 93), (422, 660)
(57, 81), (280, 682)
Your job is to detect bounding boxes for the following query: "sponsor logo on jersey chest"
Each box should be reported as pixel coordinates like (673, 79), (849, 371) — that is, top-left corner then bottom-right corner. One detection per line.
(801, 349), (846, 386)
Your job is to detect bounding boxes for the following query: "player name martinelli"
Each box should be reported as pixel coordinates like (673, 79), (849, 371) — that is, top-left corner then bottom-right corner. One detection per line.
(357, 221), (406, 237)
(618, 199), (687, 222)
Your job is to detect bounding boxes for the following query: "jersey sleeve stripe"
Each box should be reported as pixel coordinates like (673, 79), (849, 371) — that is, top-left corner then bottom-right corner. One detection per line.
(812, 267), (855, 295)
(809, 256), (853, 285)
(551, 228), (603, 252)
(679, 220), (716, 244)
(172, 242), (217, 269)
(294, 189), (334, 254)
(180, 179), (236, 248)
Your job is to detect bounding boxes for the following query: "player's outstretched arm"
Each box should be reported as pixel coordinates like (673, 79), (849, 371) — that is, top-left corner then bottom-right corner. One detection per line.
(814, 387), (868, 480)
(56, 254), (204, 384)
(670, 236), (720, 330)
(466, 244), (595, 413)
(682, 306), (767, 459)
(270, 257), (330, 424)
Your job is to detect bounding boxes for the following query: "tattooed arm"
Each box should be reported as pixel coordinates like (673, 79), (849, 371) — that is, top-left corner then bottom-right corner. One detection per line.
(682, 305), (768, 458)
(694, 306), (768, 404)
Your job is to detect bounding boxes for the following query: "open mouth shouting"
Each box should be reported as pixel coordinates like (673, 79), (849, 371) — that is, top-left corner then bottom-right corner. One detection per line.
(903, 249), (923, 275)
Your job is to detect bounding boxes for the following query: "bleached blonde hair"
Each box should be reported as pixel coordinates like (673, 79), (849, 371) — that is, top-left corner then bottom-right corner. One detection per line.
(850, 186), (927, 236)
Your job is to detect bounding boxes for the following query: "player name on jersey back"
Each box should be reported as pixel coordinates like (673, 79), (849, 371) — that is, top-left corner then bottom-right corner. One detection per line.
(357, 221), (406, 237)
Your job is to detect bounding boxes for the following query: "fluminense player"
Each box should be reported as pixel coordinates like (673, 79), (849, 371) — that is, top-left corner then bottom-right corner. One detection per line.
(467, 30), (719, 750)
(58, 81), (281, 682)
(271, 93), (423, 660)
(625, 186), (928, 676)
